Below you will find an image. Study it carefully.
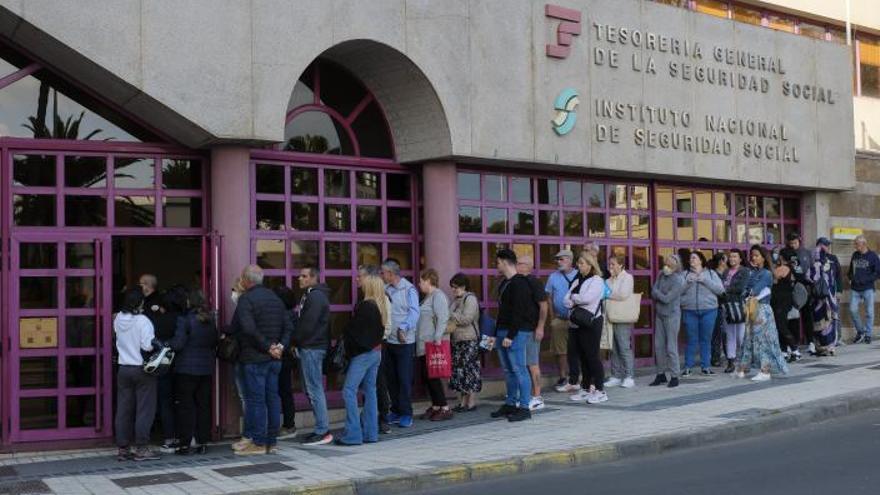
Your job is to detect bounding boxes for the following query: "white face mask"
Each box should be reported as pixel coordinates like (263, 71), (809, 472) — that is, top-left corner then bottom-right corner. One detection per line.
(230, 290), (240, 305)
(662, 266), (673, 275)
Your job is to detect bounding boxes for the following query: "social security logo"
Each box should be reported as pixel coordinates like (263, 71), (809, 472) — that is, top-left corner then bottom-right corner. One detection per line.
(552, 88), (579, 136)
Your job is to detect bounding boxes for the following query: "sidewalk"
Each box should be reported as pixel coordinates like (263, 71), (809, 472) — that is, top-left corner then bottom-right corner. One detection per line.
(3, 343), (880, 495)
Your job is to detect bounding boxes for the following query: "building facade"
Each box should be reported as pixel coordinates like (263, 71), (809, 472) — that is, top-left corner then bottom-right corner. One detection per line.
(0, 0), (875, 449)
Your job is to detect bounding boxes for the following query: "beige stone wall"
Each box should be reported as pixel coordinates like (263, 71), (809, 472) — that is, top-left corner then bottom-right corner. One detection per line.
(752, 0), (880, 30)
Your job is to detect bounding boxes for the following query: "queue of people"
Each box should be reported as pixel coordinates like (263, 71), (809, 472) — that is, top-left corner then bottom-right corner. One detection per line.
(113, 233), (878, 460)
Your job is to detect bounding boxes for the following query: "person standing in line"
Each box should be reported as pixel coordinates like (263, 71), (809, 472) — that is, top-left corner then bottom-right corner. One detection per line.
(114, 289), (161, 462)
(563, 251), (608, 404)
(271, 286), (298, 440)
(721, 249), (752, 373)
(516, 255), (549, 411)
(447, 273), (482, 412)
(680, 251), (725, 376)
(771, 254), (802, 363)
(815, 237), (844, 347)
(226, 278), (252, 446)
(848, 235), (880, 345)
(786, 232), (815, 348)
(357, 265), (392, 434)
(489, 249), (538, 422)
(294, 265), (333, 446)
(584, 242), (610, 279)
(139, 273), (162, 323)
(605, 255), (636, 389)
(708, 253), (728, 367)
(545, 249), (581, 394)
(168, 289), (217, 455)
(416, 269), (453, 421)
(336, 275), (388, 446)
(153, 285), (186, 453)
(381, 259), (420, 429)
(229, 265), (293, 456)
(737, 245), (790, 381)
(650, 254), (686, 388)
(811, 246), (843, 355)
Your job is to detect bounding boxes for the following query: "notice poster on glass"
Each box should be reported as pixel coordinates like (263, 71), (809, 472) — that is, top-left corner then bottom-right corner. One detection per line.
(19, 318), (58, 349)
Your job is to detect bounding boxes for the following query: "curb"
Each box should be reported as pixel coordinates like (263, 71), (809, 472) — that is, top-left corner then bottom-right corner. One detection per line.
(246, 387), (880, 495)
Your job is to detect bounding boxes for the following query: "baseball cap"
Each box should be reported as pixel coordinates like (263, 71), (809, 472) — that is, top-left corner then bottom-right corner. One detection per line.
(555, 249), (574, 259)
(816, 237), (832, 247)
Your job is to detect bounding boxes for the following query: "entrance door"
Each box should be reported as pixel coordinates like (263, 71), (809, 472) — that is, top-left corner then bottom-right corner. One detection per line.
(7, 235), (112, 442)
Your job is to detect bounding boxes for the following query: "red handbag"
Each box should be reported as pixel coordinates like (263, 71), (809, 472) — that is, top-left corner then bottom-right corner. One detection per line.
(425, 341), (452, 380)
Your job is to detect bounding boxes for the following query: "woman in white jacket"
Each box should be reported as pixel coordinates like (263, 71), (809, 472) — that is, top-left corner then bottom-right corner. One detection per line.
(606, 255), (636, 388)
(564, 251), (609, 404)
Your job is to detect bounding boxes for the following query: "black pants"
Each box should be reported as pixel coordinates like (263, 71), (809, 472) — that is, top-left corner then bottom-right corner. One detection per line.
(801, 296), (815, 344)
(576, 317), (605, 391)
(711, 310), (725, 364)
(376, 347), (391, 424)
(422, 356), (447, 407)
(174, 373), (212, 447)
(567, 327), (583, 386)
(775, 311), (801, 351)
(115, 365), (157, 448)
(384, 343), (415, 417)
(279, 357), (296, 429)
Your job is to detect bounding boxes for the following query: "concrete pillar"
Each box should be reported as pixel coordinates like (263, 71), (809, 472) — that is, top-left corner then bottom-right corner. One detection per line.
(422, 162), (459, 290)
(209, 145), (250, 437)
(802, 191), (832, 243)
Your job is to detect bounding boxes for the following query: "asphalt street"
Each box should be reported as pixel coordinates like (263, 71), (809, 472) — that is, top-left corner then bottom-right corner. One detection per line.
(415, 408), (880, 495)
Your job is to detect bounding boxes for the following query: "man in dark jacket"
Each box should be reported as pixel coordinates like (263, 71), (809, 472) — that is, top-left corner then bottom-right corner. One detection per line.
(849, 235), (880, 344)
(294, 266), (332, 446)
(489, 249), (538, 423)
(230, 265), (293, 455)
(785, 232), (814, 347)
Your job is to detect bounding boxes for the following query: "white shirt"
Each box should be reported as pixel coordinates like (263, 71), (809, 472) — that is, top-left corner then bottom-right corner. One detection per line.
(114, 313), (156, 366)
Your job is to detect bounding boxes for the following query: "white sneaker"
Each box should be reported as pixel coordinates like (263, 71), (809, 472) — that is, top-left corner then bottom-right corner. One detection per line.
(751, 372), (771, 382)
(529, 396), (545, 411)
(808, 342), (817, 354)
(621, 377), (635, 388)
(604, 377), (622, 387)
(569, 389), (590, 402)
(735, 371), (745, 379)
(555, 382), (572, 393)
(586, 391), (608, 404)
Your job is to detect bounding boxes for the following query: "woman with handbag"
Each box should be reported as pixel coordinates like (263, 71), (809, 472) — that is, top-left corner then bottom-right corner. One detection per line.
(680, 251), (725, 376)
(650, 254), (686, 388)
(564, 251), (608, 404)
(721, 249), (751, 373)
(605, 255), (637, 389)
(416, 269), (452, 421)
(338, 275), (388, 445)
(448, 273), (482, 412)
(772, 255), (803, 363)
(736, 245), (790, 381)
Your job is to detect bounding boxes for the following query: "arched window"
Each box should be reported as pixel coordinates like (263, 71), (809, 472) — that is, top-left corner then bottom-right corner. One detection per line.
(284, 60), (394, 159)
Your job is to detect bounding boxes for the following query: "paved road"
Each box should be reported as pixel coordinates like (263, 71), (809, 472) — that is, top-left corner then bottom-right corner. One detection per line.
(416, 408), (880, 495)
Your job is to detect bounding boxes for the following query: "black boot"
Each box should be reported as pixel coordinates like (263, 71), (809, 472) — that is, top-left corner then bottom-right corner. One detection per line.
(667, 377), (679, 388)
(724, 359), (735, 374)
(648, 374), (667, 386)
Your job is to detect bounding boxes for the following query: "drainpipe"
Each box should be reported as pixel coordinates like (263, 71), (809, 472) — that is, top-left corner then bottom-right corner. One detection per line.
(845, 0), (852, 46)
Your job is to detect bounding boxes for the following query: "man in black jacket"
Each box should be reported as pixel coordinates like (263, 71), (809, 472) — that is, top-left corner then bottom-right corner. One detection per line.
(489, 249), (538, 423)
(294, 266), (333, 446)
(230, 265), (293, 456)
(785, 232), (815, 350)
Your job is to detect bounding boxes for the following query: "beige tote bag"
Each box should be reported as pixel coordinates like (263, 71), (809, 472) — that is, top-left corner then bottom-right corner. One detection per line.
(605, 293), (642, 324)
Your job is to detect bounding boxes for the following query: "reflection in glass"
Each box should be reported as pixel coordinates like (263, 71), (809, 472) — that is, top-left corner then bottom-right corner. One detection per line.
(564, 211), (583, 237)
(512, 210), (534, 235)
(284, 111), (355, 154)
(587, 212), (606, 237)
(20, 243), (57, 269)
(697, 219), (713, 241)
(485, 208), (507, 234)
(291, 202), (318, 231)
(357, 243), (382, 267)
(162, 159), (201, 189)
(466, 275), (484, 300)
(675, 191), (693, 213)
(766, 223), (781, 245)
(677, 218), (694, 241)
(748, 224), (764, 244)
(458, 206), (482, 233)
(715, 220), (731, 242)
(255, 164), (284, 194)
(13, 154), (56, 186)
(65, 196), (107, 226)
(114, 157), (154, 189)
(630, 186), (649, 210)
(66, 356), (95, 387)
(457, 173), (480, 200)
(783, 198), (800, 220)
(291, 167), (319, 196)
(609, 214), (628, 238)
(539, 244), (559, 270)
(356, 205), (382, 233)
(325, 204), (351, 232)
(13, 194), (56, 226)
(66, 395), (96, 428)
(66, 243), (95, 269)
(20, 277), (57, 309)
(485, 175), (505, 202)
(631, 214), (650, 240)
(695, 191), (712, 214)
(764, 197), (781, 218)
(256, 239), (285, 269)
(356, 171), (381, 199)
(325, 277), (353, 305)
(325, 169), (350, 198)
(20, 397), (58, 430)
(735, 195), (747, 217)
(715, 192), (730, 215)
(325, 241), (352, 269)
(66, 316), (96, 348)
(747, 196), (763, 218)
(511, 177), (532, 203)
(352, 100), (394, 158)
(290, 240), (319, 267)
(20, 357), (58, 389)
(163, 197), (202, 228)
(585, 183), (605, 208)
(608, 185), (627, 209)
(562, 181), (581, 206)
(387, 244), (412, 270)
(386, 174), (410, 201)
(537, 179), (558, 205)
(633, 246), (650, 270)
(657, 217), (674, 240)
(387, 207), (412, 234)
(539, 210), (560, 236)
(460, 242), (482, 269)
(66, 277), (95, 308)
(65, 156), (106, 188)
(655, 187), (673, 212)
(115, 196), (156, 227)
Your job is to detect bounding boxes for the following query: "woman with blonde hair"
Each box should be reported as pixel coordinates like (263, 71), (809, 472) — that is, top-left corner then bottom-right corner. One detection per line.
(564, 251), (608, 404)
(336, 275), (388, 445)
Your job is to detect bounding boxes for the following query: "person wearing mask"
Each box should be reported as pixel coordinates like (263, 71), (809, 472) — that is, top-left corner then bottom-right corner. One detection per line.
(708, 253), (728, 367)
(228, 265), (293, 456)
(357, 265), (392, 435)
(849, 235), (880, 344)
(272, 286), (298, 440)
(294, 265), (333, 446)
(605, 255), (636, 388)
(489, 249), (539, 422)
(680, 251), (725, 376)
(771, 254), (802, 363)
(545, 250), (580, 394)
(448, 273), (482, 412)
(381, 259), (420, 429)
(650, 254), (685, 388)
(337, 275), (388, 446)
(564, 251), (608, 404)
(785, 232), (815, 347)
(737, 245), (790, 381)
(153, 285), (187, 453)
(721, 249), (752, 373)
(515, 255), (549, 411)
(114, 289), (161, 462)
(168, 289), (217, 455)
(811, 246), (843, 355)
(416, 269), (452, 421)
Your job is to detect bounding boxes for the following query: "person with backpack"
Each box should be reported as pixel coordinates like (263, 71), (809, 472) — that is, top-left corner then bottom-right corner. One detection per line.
(680, 251), (725, 376)
(848, 235), (880, 345)
(545, 249), (580, 394)
(448, 273), (482, 412)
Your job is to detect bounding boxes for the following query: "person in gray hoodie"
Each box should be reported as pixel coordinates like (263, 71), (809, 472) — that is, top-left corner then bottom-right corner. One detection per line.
(294, 265), (332, 446)
(650, 254), (686, 388)
(680, 251), (725, 376)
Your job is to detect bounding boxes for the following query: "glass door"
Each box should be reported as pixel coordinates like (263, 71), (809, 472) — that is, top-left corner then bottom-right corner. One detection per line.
(8, 234), (111, 442)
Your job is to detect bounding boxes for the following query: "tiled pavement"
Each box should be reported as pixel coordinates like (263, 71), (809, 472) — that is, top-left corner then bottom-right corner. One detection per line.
(2, 343), (880, 495)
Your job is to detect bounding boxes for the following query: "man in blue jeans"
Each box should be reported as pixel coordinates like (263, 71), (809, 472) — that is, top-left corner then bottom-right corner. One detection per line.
(849, 236), (880, 344)
(294, 265), (333, 445)
(382, 259), (420, 428)
(230, 265), (293, 456)
(490, 249), (539, 422)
